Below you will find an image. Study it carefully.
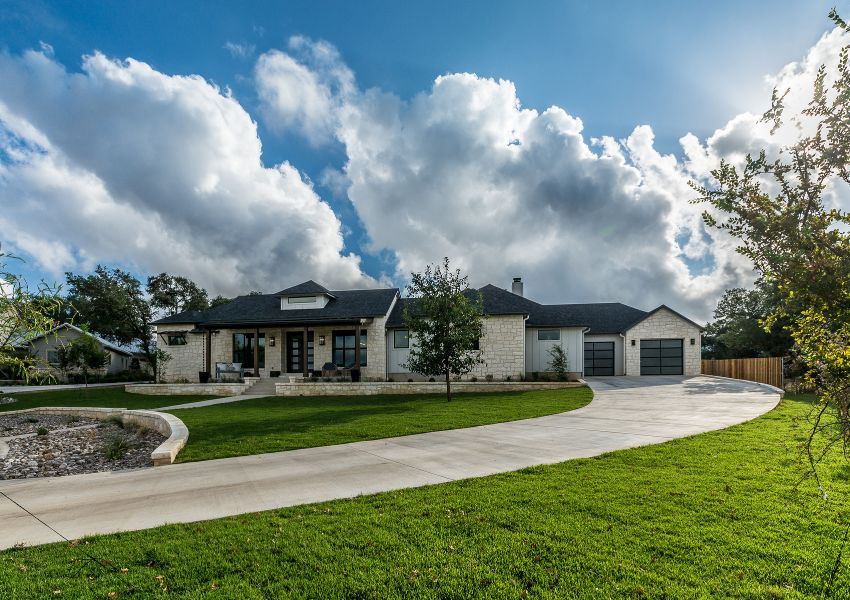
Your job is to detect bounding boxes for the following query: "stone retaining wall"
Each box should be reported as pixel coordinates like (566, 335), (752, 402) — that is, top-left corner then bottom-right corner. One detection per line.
(125, 383), (249, 396)
(276, 380), (585, 397)
(0, 407), (188, 465)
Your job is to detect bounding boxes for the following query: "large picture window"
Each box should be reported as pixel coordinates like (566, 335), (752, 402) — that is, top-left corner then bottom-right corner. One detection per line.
(233, 333), (265, 369)
(167, 334), (187, 346)
(538, 329), (560, 341)
(333, 330), (367, 368)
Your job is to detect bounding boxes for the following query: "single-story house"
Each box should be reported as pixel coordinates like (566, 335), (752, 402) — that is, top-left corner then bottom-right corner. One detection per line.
(24, 323), (135, 377)
(153, 278), (703, 383)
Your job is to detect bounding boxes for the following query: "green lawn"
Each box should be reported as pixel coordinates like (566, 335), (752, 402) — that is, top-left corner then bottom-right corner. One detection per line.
(2, 394), (848, 598)
(170, 387), (594, 462)
(0, 388), (217, 412)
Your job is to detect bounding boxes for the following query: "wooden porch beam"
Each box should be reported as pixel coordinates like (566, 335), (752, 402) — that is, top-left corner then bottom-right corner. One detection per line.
(205, 330), (212, 376)
(354, 323), (361, 370)
(254, 327), (260, 375)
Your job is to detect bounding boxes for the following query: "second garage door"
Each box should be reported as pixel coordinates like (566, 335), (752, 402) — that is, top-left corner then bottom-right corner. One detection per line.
(640, 339), (683, 375)
(584, 341), (615, 376)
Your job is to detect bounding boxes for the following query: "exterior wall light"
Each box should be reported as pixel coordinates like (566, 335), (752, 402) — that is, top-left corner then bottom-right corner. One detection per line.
(319, 335), (326, 346)
(690, 338), (695, 345)
(631, 339), (636, 346)
(269, 336), (276, 347)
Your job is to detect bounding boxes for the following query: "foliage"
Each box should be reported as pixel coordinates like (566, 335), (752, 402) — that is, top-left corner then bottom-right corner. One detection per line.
(402, 258), (484, 401)
(65, 265), (156, 367)
(0, 251), (64, 383)
(147, 273), (209, 316)
(701, 283), (793, 359)
(2, 396), (848, 598)
(59, 334), (111, 386)
(102, 434), (137, 460)
(208, 294), (232, 308)
(693, 10), (850, 478)
(169, 387), (592, 462)
(154, 348), (172, 384)
(547, 344), (569, 380)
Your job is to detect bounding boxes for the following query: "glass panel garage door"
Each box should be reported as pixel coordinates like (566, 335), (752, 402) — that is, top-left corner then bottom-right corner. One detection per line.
(640, 339), (683, 375)
(584, 341), (615, 376)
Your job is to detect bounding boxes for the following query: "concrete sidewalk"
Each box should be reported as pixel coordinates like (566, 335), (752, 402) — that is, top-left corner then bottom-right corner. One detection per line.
(0, 376), (781, 549)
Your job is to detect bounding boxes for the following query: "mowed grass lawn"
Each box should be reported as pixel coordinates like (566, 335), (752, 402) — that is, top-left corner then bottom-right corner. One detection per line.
(170, 387), (594, 462)
(2, 394), (849, 598)
(0, 387), (217, 412)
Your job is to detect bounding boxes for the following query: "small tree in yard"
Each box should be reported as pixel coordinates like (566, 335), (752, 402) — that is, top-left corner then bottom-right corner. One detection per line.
(61, 334), (110, 387)
(548, 345), (569, 381)
(154, 348), (172, 384)
(403, 258), (484, 401)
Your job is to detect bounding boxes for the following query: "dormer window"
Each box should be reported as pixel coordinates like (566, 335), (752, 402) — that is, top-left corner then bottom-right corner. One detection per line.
(277, 280), (336, 310)
(288, 296), (316, 304)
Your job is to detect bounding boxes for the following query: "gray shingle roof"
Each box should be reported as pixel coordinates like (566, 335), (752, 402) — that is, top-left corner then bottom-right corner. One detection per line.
(386, 285), (649, 334)
(526, 303), (648, 334)
(275, 280), (335, 297)
(154, 286), (399, 327)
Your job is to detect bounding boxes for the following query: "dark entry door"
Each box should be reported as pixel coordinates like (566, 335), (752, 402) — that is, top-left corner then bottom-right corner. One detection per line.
(640, 339), (683, 375)
(286, 332), (314, 373)
(584, 341), (615, 376)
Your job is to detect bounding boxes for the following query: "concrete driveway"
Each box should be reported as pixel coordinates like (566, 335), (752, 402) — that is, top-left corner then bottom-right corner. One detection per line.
(0, 375), (781, 549)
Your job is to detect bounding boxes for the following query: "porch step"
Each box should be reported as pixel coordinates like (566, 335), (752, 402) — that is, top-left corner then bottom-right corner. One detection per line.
(244, 378), (278, 396)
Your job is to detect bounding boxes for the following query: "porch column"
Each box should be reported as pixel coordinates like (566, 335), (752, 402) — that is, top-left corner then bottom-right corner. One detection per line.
(354, 323), (361, 370)
(254, 327), (260, 375)
(303, 327), (309, 376)
(205, 330), (212, 375)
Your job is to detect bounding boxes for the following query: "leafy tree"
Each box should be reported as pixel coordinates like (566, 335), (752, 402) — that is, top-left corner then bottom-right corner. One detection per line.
(403, 258), (484, 401)
(693, 10), (850, 497)
(0, 251), (64, 382)
(147, 273), (209, 316)
(209, 295), (232, 308)
(59, 334), (110, 386)
(154, 348), (172, 384)
(65, 266), (155, 368)
(702, 284), (793, 359)
(547, 344), (569, 380)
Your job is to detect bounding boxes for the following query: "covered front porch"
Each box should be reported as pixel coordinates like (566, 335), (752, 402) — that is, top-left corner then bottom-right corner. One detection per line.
(198, 321), (372, 382)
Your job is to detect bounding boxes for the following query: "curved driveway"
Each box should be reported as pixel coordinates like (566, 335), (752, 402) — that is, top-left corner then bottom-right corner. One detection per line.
(0, 376), (781, 549)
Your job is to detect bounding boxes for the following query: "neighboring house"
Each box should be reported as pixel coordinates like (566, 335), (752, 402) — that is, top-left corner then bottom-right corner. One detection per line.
(25, 323), (134, 377)
(154, 278), (703, 383)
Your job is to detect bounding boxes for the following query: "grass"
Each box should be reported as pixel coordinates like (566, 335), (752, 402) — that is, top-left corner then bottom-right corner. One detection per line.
(170, 387), (593, 462)
(1, 394), (848, 598)
(0, 388), (217, 412)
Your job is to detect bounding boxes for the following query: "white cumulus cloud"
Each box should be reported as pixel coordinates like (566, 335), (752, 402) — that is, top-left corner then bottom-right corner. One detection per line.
(0, 49), (371, 296)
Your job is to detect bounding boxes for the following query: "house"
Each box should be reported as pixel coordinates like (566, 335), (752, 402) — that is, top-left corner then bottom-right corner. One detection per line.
(24, 323), (136, 377)
(153, 278), (703, 383)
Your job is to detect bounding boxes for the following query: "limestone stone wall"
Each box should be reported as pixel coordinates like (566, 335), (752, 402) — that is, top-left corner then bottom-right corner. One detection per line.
(276, 380), (585, 396)
(363, 315), (388, 380)
(624, 308), (702, 376)
(156, 325), (205, 382)
(125, 383), (249, 395)
(470, 315), (526, 380)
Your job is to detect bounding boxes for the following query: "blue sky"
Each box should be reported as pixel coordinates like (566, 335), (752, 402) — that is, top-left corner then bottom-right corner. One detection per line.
(0, 0), (844, 318)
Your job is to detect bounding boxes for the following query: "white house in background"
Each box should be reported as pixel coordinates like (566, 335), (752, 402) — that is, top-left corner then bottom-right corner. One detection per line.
(25, 323), (135, 376)
(153, 278), (704, 383)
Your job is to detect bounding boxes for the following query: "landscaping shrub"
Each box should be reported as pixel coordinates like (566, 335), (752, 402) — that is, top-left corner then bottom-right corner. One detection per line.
(102, 435), (137, 460)
(36, 427), (48, 436)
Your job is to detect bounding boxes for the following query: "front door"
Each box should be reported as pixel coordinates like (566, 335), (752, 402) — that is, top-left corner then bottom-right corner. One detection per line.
(286, 332), (314, 373)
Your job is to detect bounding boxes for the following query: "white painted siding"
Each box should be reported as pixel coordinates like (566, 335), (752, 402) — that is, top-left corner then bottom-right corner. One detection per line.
(386, 329), (413, 375)
(583, 334), (625, 376)
(524, 327), (584, 373)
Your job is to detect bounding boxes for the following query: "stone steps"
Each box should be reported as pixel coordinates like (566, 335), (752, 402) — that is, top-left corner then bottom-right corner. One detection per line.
(244, 378), (278, 396)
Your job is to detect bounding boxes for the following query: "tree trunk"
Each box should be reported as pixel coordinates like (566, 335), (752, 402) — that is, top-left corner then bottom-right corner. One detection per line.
(445, 370), (452, 402)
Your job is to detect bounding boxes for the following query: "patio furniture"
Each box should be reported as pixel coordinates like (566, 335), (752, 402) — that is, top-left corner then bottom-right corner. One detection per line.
(215, 362), (243, 381)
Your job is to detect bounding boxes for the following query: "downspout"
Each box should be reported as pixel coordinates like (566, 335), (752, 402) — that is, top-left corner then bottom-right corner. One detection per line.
(523, 314), (530, 377)
(581, 327), (590, 376)
(620, 332), (626, 376)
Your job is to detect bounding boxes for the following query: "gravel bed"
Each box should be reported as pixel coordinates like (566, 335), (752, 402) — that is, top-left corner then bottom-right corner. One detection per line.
(1, 422), (165, 479)
(0, 413), (100, 437)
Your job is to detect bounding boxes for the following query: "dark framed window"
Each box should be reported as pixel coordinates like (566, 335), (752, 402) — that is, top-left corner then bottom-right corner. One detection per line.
(167, 334), (187, 346)
(333, 330), (367, 367)
(538, 329), (560, 341)
(287, 296), (316, 304)
(47, 350), (60, 365)
(393, 329), (409, 348)
(233, 333), (265, 368)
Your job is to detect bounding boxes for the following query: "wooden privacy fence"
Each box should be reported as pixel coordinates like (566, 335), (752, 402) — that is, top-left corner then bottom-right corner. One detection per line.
(701, 357), (784, 389)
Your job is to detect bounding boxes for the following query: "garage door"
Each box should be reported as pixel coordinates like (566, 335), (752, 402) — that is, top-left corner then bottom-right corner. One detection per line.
(584, 341), (615, 376)
(640, 339), (683, 375)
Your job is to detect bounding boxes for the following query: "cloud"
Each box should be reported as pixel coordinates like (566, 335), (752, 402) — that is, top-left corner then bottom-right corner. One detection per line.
(0, 49), (372, 296)
(256, 31), (850, 322)
(254, 36), (354, 145)
(224, 41), (256, 59)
